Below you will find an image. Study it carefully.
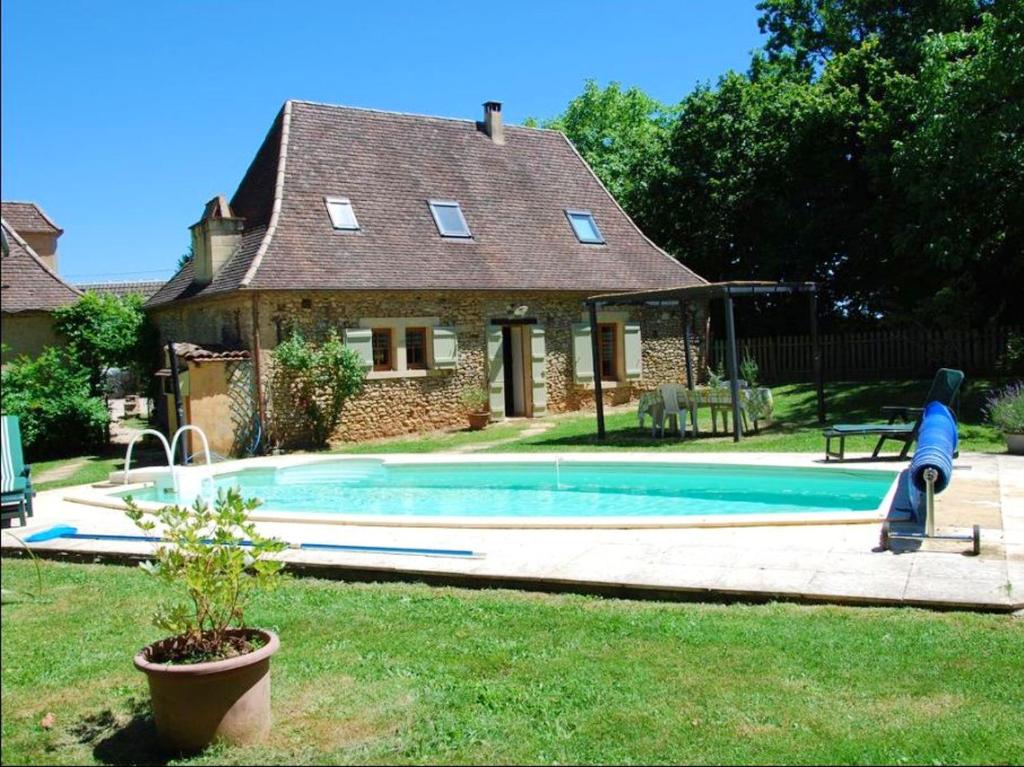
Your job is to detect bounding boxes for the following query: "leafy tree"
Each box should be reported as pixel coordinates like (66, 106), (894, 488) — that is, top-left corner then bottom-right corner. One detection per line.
(530, 81), (678, 222)
(270, 330), (366, 449)
(0, 347), (109, 459)
(756, 0), (992, 73)
(176, 243), (194, 272)
(53, 292), (154, 398)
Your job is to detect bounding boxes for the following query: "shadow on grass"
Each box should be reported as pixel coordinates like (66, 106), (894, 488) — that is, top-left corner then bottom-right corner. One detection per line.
(72, 699), (169, 766)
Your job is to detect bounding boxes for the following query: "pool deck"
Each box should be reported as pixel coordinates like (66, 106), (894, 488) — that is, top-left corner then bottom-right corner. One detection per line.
(3, 452), (1022, 612)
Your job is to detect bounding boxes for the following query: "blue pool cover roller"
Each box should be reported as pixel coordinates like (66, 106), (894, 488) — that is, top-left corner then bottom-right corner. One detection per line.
(909, 401), (958, 495)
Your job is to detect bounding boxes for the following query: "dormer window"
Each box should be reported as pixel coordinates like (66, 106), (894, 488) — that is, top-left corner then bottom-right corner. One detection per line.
(566, 209), (605, 244)
(428, 200), (471, 238)
(325, 197), (359, 230)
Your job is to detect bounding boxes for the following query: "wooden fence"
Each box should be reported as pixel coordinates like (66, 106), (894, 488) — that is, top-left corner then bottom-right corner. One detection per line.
(712, 326), (1021, 383)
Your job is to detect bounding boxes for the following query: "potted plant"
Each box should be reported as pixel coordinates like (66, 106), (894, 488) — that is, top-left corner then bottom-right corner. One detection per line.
(986, 382), (1024, 455)
(124, 488), (287, 754)
(460, 385), (490, 430)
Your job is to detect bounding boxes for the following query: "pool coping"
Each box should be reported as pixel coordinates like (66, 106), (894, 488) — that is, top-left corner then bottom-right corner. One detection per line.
(69, 452), (902, 530)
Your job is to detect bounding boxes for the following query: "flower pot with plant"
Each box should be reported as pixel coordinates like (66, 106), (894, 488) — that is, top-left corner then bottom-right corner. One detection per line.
(125, 488), (287, 754)
(986, 382), (1024, 454)
(461, 386), (490, 430)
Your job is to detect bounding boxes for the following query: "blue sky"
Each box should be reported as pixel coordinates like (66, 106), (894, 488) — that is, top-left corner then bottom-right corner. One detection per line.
(2, 1), (764, 282)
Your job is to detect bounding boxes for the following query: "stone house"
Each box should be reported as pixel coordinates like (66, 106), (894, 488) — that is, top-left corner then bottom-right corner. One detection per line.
(145, 99), (706, 453)
(1, 204), (81, 362)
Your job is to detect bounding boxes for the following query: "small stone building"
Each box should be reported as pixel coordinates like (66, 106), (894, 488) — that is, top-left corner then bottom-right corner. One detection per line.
(1, 206), (81, 362)
(146, 99), (707, 450)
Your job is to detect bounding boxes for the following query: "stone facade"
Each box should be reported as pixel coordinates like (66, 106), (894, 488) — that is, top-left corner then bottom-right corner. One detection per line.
(149, 290), (704, 449)
(1, 312), (64, 362)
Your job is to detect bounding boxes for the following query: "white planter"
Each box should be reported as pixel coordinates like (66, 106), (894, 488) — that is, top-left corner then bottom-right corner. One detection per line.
(1006, 432), (1024, 455)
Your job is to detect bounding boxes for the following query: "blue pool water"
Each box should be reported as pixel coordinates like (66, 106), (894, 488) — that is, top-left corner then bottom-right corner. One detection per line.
(120, 460), (897, 519)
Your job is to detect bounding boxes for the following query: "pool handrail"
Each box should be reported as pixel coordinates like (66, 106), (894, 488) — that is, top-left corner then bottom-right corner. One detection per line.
(123, 429), (175, 490)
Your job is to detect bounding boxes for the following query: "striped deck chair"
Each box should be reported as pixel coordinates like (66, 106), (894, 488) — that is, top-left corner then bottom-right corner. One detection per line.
(2, 416), (34, 526)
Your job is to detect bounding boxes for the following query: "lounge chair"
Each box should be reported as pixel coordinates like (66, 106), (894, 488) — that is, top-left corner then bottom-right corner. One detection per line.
(1, 415), (35, 527)
(823, 368), (965, 461)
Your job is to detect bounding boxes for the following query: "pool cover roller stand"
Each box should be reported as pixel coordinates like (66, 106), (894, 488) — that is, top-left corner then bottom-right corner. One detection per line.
(881, 402), (980, 555)
(24, 526), (481, 559)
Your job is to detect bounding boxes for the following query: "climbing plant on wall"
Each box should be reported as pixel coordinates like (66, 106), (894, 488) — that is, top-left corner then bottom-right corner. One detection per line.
(270, 330), (366, 450)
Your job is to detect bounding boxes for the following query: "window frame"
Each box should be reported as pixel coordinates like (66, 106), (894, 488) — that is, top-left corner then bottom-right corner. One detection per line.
(598, 322), (619, 381)
(405, 326), (428, 370)
(324, 196), (360, 231)
(371, 327), (394, 372)
(565, 209), (605, 245)
(428, 199), (472, 238)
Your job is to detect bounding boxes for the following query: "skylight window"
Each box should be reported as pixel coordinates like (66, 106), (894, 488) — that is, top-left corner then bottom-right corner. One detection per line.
(325, 197), (359, 230)
(566, 209), (605, 244)
(428, 200), (471, 238)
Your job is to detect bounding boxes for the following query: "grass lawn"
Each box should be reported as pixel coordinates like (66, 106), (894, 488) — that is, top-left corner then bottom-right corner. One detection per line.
(1, 559), (1021, 765)
(341, 421), (530, 454)
(485, 379), (1005, 454)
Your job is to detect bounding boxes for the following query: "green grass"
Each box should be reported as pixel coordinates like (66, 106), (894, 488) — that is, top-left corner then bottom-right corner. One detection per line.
(1, 559), (1021, 765)
(340, 421), (530, 454)
(30, 455), (124, 492)
(488, 379), (1005, 454)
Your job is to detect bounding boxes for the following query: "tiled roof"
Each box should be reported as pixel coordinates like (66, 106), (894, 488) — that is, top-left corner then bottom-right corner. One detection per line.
(0, 201), (62, 235)
(172, 342), (250, 362)
(0, 218), (81, 313)
(76, 281), (167, 299)
(147, 99), (704, 307)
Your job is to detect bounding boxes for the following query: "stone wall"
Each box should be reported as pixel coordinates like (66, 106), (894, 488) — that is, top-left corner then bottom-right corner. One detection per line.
(148, 290), (704, 448)
(250, 290), (703, 444)
(1, 311), (63, 363)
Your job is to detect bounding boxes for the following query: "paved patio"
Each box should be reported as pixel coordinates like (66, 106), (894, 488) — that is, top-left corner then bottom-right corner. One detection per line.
(3, 452), (1022, 612)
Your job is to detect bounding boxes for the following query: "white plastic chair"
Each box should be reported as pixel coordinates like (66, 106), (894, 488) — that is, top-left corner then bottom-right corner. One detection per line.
(658, 383), (686, 437)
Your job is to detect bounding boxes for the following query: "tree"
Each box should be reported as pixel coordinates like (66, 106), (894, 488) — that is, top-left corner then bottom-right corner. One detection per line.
(0, 347), (109, 459)
(530, 81), (678, 223)
(53, 292), (154, 398)
(177, 244), (194, 272)
(270, 330), (366, 449)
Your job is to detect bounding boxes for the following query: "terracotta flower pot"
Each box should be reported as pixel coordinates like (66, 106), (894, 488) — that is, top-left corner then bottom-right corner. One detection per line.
(467, 411), (490, 430)
(134, 629), (279, 754)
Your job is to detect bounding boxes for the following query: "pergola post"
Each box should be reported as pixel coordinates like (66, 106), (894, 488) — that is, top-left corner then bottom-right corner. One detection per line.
(680, 301), (697, 435)
(723, 293), (743, 442)
(589, 302), (605, 439)
(809, 291), (826, 423)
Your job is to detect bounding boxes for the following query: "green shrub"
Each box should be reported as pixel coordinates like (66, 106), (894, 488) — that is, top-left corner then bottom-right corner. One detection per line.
(271, 330), (366, 449)
(125, 488), (287, 663)
(986, 383), (1024, 433)
(459, 385), (489, 413)
(53, 291), (156, 397)
(0, 348), (109, 460)
(740, 349), (760, 387)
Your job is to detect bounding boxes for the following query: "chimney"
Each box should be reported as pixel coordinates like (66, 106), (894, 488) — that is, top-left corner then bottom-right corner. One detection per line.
(190, 195), (245, 286)
(482, 101), (505, 145)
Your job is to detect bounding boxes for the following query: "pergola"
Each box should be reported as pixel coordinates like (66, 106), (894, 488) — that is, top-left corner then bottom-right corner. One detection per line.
(584, 281), (825, 442)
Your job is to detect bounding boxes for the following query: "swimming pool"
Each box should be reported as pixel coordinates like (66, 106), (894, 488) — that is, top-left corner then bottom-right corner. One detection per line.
(118, 458), (898, 524)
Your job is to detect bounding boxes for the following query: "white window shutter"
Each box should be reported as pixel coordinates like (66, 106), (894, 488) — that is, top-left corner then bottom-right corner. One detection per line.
(431, 326), (458, 369)
(572, 323), (594, 383)
(624, 321), (642, 379)
(486, 325), (505, 418)
(530, 326), (547, 415)
(343, 327), (374, 369)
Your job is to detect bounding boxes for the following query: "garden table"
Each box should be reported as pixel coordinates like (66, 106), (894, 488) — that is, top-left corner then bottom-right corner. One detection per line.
(638, 385), (774, 438)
